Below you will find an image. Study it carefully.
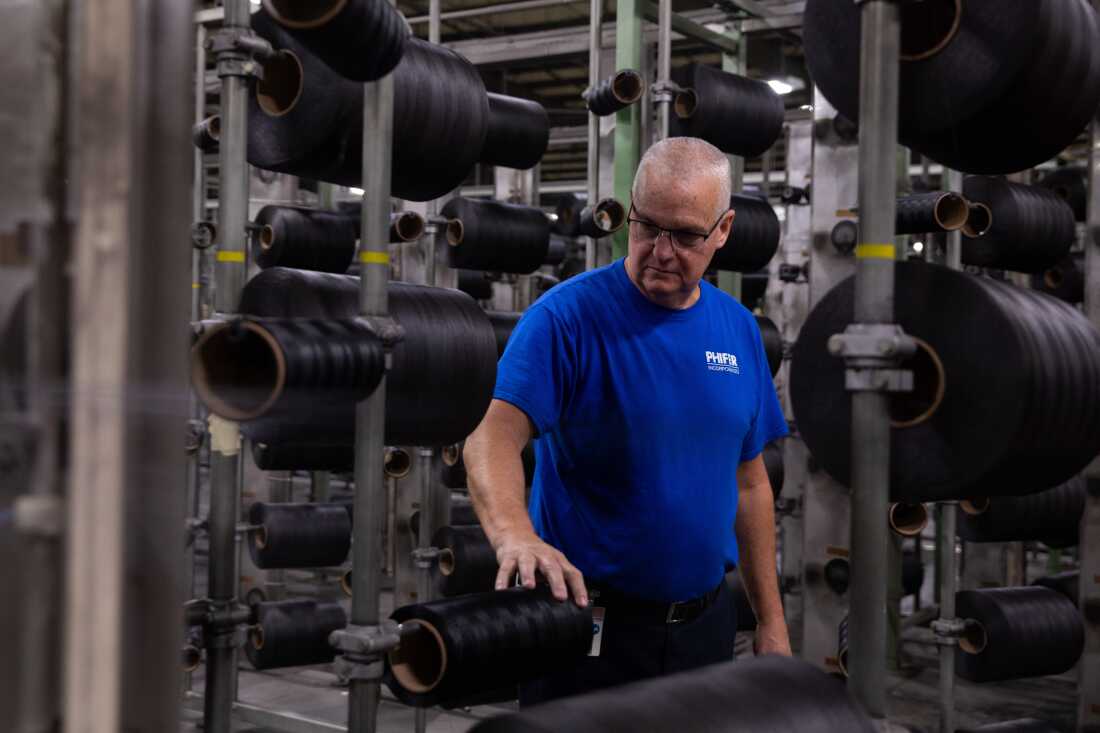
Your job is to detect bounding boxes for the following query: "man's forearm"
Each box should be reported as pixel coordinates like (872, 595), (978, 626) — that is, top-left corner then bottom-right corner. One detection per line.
(464, 423), (534, 548)
(734, 483), (784, 624)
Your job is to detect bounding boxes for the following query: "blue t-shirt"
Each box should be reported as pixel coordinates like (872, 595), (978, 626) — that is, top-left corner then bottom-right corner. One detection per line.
(493, 259), (788, 602)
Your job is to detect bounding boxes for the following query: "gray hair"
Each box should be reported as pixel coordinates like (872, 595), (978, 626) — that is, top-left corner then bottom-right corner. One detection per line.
(631, 137), (732, 220)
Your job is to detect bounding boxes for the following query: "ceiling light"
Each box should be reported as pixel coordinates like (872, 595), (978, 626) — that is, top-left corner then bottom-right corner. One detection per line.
(766, 79), (794, 95)
(348, 187), (365, 196)
(913, 241), (924, 253)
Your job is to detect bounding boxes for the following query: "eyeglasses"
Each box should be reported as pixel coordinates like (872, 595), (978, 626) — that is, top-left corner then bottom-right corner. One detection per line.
(627, 204), (728, 251)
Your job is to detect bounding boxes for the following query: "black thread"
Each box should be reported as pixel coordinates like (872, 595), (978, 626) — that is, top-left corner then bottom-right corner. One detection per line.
(711, 194), (780, 272)
(756, 314), (782, 378)
(252, 205), (358, 273)
(443, 198), (550, 274)
(481, 93), (550, 170)
(956, 720), (1063, 733)
(252, 441), (354, 471)
(955, 586), (1084, 683)
(457, 270), (494, 301)
(961, 177), (1075, 273)
(486, 311), (522, 356)
(895, 192), (969, 234)
(385, 587), (593, 708)
(1032, 254), (1084, 304)
(902, 547), (924, 598)
(432, 525), (499, 598)
(1032, 571), (1079, 606)
(669, 64), (784, 158)
(246, 599), (347, 670)
(1038, 166), (1088, 222)
(410, 502), (478, 540)
(576, 198), (627, 239)
(552, 194), (583, 237)
(957, 475), (1086, 547)
(247, 502), (351, 569)
(763, 440), (784, 498)
(261, 0), (407, 82)
(233, 267), (498, 447)
(790, 262), (1100, 502)
(469, 655), (875, 732)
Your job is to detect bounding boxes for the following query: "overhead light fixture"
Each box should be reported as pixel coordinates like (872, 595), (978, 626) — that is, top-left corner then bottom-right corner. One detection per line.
(767, 79), (794, 95)
(348, 187), (365, 196)
(800, 104), (814, 112)
(913, 241), (924, 254)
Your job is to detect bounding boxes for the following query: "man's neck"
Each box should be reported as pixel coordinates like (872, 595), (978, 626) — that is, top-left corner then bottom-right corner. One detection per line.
(624, 257), (700, 310)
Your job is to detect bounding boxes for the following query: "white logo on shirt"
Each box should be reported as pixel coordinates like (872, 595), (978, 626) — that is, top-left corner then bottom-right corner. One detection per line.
(705, 351), (740, 374)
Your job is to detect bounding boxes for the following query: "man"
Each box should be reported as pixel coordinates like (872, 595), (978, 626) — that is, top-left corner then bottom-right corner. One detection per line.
(464, 137), (790, 705)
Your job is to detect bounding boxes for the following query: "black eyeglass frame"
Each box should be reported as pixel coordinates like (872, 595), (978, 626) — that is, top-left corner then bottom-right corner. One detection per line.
(626, 202), (730, 251)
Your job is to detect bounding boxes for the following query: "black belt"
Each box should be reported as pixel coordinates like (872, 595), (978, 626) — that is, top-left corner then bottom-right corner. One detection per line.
(588, 582), (724, 625)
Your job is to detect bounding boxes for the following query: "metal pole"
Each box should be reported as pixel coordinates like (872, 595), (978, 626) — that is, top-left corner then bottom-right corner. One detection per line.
(612, 0), (643, 261)
(347, 64), (395, 733)
(193, 24), (210, 320)
(414, 447), (436, 733)
(937, 503), (957, 733)
(944, 170), (962, 270)
(717, 22), (744, 299)
(847, 0), (900, 720)
(655, 0), (672, 140)
(205, 1), (252, 730)
(585, 0), (601, 271)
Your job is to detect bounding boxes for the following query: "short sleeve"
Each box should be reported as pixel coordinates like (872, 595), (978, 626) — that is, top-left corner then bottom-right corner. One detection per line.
(493, 304), (574, 436)
(739, 318), (789, 462)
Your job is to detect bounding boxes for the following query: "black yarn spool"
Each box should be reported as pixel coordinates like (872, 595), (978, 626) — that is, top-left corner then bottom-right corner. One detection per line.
(192, 115), (220, 153)
(576, 198), (627, 239)
(385, 587), (593, 708)
(669, 64), (784, 158)
(1038, 166), (1088, 222)
(390, 211), (426, 243)
(803, 0), (1100, 174)
(480, 93), (550, 171)
(711, 194), (780, 272)
(261, 0), (406, 82)
(469, 655), (875, 733)
(247, 502), (351, 569)
(756, 314), (782, 378)
(957, 475), (1086, 548)
(790, 262), (1100, 503)
(457, 270), (494, 301)
(1033, 253), (1085, 304)
(252, 205), (358, 273)
(191, 318), (385, 433)
(248, 17), (487, 201)
(246, 600), (347, 670)
(956, 720), (1063, 733)
(486, 311), (521, 357)
(727, 573), (757, 632)
(901, 548), (924, 598)
(233, 267), (498, 447)
(442, 198), (550, 275)
(1032, 571), (1080, 605)
(762, 440), (784, 499)
(552, 194), (583, 237)
(253, 441), (354, 471)
(545, 236), (569, 266)
(954, 586), (1084, 683)
(961, 177), (1075, 274)
(410, 501), (479, 539)
(431, 525), (499, 597)
(895, 192), (969, 234)
(585, 69), (644, 116)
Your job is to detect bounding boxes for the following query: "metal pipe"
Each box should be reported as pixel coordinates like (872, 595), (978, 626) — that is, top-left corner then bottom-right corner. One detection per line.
(944, 169), (963, 270)
(937, 503), (957, 733)
(347, 65), (396, 733)
(656, 0), (672, 140)
(408, 0), (580, 24)
(205, 1), (252, 730)
(193, 24), (210, 320)
(413, 447), (436, 733)
(847, 0), (900, 720)
(585, 0), (601, 271)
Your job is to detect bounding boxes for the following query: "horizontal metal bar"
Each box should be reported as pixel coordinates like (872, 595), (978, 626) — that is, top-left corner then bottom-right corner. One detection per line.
(407, 0), (583, 25)
(640, 0), (740, 55)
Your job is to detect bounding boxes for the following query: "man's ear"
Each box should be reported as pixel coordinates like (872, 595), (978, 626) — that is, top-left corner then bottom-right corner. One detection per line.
(713, 210), (736, 250)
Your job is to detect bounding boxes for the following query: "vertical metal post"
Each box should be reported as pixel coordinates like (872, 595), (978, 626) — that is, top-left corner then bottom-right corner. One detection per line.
(847, 0), (901, 719)
(193, 23), (210, 319)
(944, 169), (962, 270)
(585, 0), (601, 271)
(613, 0), (643, 261)
(413, 446), (435, 733)
(717, 22), (745, 299)
(347, 64), (395, 733)
(205, 1), (252, 731)
(655, 0), (672, 141)
(937, 503), (957, 733)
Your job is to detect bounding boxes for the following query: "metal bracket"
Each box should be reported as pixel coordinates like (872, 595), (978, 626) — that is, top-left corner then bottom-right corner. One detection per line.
(650, 80), (684, 104)
(13, 494), (64, 538)
(206, 28), (274, 80)
(930, 617), (966, 647)
(358, 315), (405, 351)
(334, 654), (386, 682)
(330, 621), (405, 658)
(412, 546), (441, 570)
(828, 324), (916, 393)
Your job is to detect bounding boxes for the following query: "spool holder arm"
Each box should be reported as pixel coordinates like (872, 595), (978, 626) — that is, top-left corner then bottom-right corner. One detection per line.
(826, 323), (915, 393)
(206, 26), (274, 80)
(330, 621), (423, 681)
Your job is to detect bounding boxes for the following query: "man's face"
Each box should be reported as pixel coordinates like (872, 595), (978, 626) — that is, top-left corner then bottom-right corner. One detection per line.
(626, 178), (735, 305)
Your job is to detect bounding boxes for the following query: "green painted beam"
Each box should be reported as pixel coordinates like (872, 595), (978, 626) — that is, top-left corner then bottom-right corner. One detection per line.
(612, 0), (643, 260)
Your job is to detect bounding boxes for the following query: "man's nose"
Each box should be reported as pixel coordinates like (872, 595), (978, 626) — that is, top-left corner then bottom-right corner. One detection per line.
(653, 231), (677, 261)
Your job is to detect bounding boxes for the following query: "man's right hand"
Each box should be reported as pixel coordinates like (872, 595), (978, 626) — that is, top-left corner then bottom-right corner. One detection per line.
(493, 531), (588, 607)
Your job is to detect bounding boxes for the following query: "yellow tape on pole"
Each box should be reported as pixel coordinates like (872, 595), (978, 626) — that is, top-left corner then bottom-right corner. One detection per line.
(855, 243), (895, 260)
(359, 251), (391, 265)
(215, 250), (246, 263)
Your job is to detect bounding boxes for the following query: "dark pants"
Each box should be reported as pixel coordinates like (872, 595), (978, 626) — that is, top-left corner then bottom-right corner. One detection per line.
(518, 579), (737, 707)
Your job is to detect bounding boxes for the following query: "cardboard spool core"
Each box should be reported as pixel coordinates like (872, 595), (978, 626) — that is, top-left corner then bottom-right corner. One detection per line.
(388, 620), (448, 693)
(257, 51), (305, 117)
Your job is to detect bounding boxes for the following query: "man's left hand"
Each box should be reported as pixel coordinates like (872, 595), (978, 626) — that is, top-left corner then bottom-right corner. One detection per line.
(753, 618), (792, 656)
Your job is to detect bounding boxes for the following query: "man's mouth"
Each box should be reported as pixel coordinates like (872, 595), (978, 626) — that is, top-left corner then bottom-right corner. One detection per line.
(645, 266), (678, 277)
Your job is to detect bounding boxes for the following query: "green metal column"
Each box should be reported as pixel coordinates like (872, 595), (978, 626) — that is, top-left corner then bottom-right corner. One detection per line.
(612, 0), (643, 260)
(718, 22), (745, 300)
